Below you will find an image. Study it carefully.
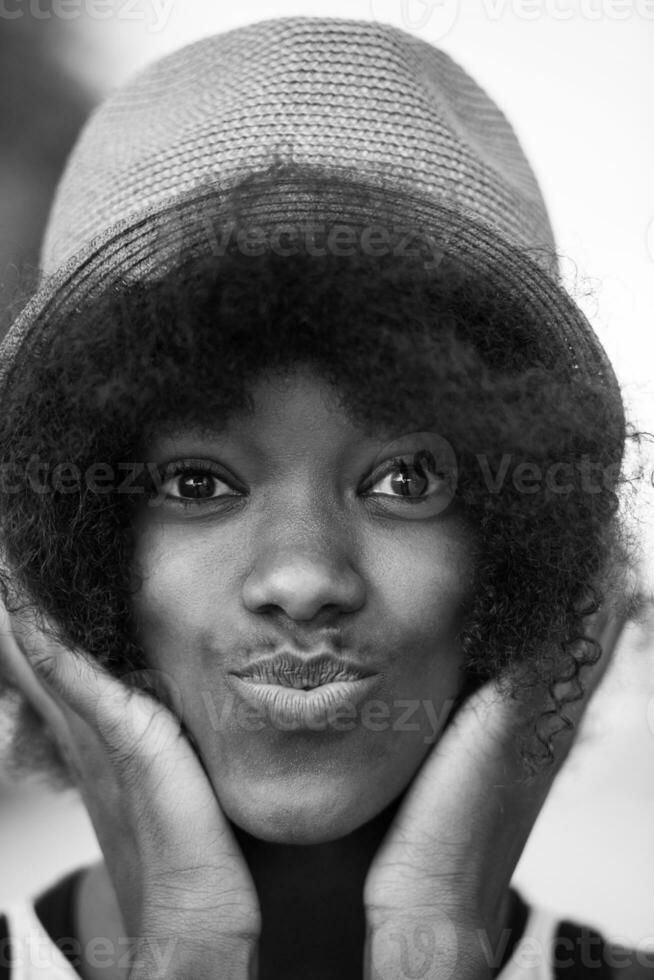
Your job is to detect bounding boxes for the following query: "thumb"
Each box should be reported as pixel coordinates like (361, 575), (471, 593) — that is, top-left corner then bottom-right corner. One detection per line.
(4, 604), (187, 780)
(367, 606), (627, 916)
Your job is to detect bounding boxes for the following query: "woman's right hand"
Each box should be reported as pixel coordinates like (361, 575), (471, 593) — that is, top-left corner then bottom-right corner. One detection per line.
(0, 604), (261, 980)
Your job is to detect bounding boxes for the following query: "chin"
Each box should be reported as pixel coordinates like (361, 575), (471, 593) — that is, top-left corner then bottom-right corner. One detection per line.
(217, 775), (388, 845)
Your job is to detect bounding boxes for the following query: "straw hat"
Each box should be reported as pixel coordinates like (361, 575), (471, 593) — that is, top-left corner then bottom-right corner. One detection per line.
(0, 15), (623, 428)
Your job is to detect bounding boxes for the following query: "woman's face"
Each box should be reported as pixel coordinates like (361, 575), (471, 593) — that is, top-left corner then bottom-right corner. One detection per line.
(132, 366), (476, 844)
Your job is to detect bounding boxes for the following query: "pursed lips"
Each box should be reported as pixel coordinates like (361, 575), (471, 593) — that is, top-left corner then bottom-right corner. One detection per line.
(231, 651), (375, 689)
(228, 651), (381, 729)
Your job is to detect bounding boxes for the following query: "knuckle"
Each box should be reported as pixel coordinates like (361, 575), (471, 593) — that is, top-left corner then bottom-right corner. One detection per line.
(30, 650), (62, 687)
(97, 689), (174, 767)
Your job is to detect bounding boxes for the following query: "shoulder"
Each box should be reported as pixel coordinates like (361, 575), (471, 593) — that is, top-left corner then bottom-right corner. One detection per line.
(500, 895), (654, 980)
(0, 904), (79, 979)
(0, 912), (9, 979)
(1, 881), (652, 979)
(554, 918), (654, 980)
(0, 868), (85, 980)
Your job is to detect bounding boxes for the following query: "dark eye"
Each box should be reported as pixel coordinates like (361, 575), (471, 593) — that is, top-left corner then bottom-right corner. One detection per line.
(171, 472), (225, 499)
(159, 463), (238, 502)
(368, 451), (447, 500)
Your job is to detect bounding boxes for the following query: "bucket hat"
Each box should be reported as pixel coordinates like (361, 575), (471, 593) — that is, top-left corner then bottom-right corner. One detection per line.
(0, 15), (624, 430)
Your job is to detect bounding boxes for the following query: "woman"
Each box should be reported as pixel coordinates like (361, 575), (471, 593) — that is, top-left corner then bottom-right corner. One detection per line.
(0, 16), (647, 980)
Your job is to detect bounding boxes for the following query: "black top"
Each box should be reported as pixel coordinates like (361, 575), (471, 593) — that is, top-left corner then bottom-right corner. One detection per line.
(0, 871), (651, 979)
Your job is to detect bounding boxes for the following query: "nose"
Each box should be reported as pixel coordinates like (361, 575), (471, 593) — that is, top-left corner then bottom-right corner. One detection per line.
(241, 522), (366, 623)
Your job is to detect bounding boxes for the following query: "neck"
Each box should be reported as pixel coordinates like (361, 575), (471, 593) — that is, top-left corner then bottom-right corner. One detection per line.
(75, 794), (405, 980)
(232, 795), (404, 980)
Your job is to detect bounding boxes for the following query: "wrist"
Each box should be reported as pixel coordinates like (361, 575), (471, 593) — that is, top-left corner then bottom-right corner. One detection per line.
(364, 908), (496, 980)
(128, 934), (259, 980)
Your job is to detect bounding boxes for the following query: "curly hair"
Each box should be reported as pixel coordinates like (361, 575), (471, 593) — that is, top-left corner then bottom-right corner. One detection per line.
(0, 179), (641, 785)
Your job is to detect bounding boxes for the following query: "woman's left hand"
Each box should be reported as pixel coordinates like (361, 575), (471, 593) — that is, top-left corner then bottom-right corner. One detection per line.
(363, 608), (627, 980)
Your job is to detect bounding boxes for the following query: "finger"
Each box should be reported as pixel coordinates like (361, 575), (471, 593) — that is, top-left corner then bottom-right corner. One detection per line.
(0, 603), (114, 786)
(413, 606), (627, 808)
(6, 610), (245, 879)
(3, 606), (261, 947)
(572, 602), (627, 700)
(458, 602), (628, 773)
(9, 606), (173, 727)
(369, 609), (629, 913)
(0, 601), (70, 743)
(5, 607), (193, 791)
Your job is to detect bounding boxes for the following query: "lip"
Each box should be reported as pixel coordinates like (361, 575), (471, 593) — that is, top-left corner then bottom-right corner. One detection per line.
(233, 652), (374, 688)
(228, 652), (380, 730)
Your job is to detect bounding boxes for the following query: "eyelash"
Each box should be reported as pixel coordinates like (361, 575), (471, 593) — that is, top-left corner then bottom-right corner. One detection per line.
(364, 452), (446, 504)
(157, 459), (241, 508)
(156, 452), (446, 508)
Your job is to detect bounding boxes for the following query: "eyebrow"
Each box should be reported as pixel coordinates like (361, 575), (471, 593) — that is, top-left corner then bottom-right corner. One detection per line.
(140, 403), (441, 455)
(141, 415), (243, 445)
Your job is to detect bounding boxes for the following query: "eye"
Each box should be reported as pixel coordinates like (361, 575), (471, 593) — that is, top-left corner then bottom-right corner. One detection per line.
(367, 451), (448, 502)
(159, 460), (240, 503)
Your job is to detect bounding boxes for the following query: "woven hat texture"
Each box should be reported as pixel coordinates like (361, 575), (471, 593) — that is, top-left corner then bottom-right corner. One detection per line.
(0, 15), (623, 420)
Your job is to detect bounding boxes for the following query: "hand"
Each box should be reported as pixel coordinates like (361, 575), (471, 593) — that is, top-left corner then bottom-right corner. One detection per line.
(363, 606), (627, 980)
(0, 604), (260, 980)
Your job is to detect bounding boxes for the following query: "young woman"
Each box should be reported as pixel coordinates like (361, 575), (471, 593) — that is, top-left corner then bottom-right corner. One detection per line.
(0, 16), (647, 980)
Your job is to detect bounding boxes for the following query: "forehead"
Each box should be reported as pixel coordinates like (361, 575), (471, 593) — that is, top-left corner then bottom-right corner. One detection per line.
(145, 365), (405, 457)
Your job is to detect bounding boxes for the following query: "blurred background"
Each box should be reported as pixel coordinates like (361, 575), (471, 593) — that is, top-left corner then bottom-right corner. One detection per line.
(1, 0), (653, 946)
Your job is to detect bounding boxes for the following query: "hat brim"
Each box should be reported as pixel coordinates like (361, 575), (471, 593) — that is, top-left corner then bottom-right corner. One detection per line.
(0, 168), (624, 431)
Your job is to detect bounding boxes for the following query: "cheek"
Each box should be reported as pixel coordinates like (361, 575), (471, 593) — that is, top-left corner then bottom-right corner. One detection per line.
(130, 526), (227, 669)
(353, 518), (475, 749)
(127, 516), (477, 841)
(371, 517), (476, 658)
